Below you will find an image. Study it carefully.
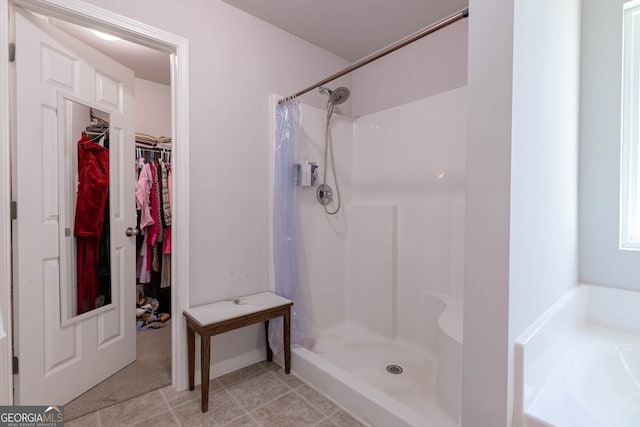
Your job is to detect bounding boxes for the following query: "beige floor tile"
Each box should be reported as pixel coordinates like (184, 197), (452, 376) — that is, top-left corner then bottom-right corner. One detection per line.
(172, 389), (245, 426)
(98, 389), (169, 427)
(66, 362), (367, 427)
(160, 380), (222, 408)
(257, 360), (280, 372)
(64, 411), (99, 426)
(160, 384), (200, 407)
(222, 414), (259, 427)
(252, 392), (323, 427)
(226, 371), (290, 411)
(330, 410), (367, 427)
(270, 367), (303, 388)
(132, 409), (179, 427)
(217, 363), (265, 387)
(295, 384), (338, 416)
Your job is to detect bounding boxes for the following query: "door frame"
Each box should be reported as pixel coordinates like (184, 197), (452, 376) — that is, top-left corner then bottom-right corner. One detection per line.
(0, 0), (191, 403)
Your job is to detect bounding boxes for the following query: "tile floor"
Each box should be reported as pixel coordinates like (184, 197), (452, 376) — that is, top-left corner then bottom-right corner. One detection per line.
(65, 361), (368, 427)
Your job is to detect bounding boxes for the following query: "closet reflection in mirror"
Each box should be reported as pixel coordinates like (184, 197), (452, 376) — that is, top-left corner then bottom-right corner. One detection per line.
(60, 98), (112, 322)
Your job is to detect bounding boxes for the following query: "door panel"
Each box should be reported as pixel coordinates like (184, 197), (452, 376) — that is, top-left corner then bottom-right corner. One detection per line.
(13, 8), (135, 404)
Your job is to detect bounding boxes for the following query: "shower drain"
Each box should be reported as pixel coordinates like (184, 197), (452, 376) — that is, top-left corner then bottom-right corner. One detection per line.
(385, 364), (403, 375)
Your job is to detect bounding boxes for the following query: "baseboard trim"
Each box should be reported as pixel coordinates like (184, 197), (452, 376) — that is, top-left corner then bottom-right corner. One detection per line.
(192, 347), (267, 387)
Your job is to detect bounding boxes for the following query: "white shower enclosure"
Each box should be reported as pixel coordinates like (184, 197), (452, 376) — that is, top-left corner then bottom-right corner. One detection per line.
(268, 86), (467, 427)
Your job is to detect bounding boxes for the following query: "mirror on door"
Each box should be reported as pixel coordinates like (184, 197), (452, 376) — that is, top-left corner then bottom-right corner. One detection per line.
(60, 98), (112, 323)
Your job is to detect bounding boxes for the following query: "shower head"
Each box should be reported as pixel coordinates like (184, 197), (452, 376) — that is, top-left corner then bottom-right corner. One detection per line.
(329, 87), (350, 105)
(318, 86), (351, 105)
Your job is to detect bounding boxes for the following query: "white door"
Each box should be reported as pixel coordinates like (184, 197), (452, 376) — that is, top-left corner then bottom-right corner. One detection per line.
(12, 8), (136, 404)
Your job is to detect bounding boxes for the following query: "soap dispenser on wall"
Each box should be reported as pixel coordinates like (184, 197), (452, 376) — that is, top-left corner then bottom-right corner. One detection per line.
(295, 161), (318, 187)
(300, 161), (318, 187)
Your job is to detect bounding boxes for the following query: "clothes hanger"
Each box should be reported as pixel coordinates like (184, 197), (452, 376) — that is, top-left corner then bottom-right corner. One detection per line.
(85, 128), (108, 142)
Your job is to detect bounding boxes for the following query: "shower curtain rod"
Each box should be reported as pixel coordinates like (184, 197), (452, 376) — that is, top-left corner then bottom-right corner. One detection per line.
(277, 8), (469, 105)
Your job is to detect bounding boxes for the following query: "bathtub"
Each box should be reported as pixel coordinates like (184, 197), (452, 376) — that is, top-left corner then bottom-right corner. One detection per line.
(515, 283), (640, 427)
(287, 294), (463, 427)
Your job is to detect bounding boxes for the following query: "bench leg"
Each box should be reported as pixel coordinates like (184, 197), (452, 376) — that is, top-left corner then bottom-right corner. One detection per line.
(264, 320), (273, 362)
(284, 309), (291, 374)
(201, 334), (211, 413)
(187, 326), (195, 391)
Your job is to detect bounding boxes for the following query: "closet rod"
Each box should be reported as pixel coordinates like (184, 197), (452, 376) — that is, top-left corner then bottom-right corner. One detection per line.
(277, 8), (468, 105)
(135, 143), (172, 150)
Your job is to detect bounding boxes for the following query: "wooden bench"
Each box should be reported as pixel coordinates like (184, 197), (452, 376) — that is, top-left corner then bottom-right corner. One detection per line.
(183, 292), (293, 413)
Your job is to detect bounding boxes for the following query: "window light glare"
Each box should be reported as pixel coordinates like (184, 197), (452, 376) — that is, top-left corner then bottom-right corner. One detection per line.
(89, 29), (120, 42)
(620, 2), (640, 250)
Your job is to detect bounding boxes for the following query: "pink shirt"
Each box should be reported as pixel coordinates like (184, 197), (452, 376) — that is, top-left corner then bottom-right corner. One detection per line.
(135, 162), (155, 229)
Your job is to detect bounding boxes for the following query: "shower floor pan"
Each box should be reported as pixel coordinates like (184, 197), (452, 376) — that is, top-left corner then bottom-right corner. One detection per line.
(290, 322), (457, 427)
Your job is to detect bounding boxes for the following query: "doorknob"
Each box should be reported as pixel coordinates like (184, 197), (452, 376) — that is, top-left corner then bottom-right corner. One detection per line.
(125, 227), (140, 237)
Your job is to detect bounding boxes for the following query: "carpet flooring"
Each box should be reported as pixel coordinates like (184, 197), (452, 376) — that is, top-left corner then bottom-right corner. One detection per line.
(64, 321), (172, 421)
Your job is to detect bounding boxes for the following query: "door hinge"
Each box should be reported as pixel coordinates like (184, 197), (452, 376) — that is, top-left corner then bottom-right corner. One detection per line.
(10, 201), (16, 220)
(12, 356), (18, 375)
(8, 43), (15, 63)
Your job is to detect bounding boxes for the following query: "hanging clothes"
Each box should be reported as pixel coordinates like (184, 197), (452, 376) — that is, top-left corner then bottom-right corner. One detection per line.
(96, 131), (111, 308)
(137, 232), (151, 284)
(136, 160), (154, 229)
(149, 162), (162, 274)
(134, 145), (172, 295)
(160, 160), (171, 226)
(96, 198), (111, 307)
(161, 162), (172, 288)
(75, 132), (109, 315)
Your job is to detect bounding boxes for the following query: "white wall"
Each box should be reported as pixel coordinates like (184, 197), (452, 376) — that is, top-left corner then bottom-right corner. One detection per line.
(352, 88), (466, 205)
(81, 0), (351, 372)
(345, 205), (396, 337)
(352, 89), (467, 346)
(297, 88), (467, 348)
(509, 0), (580, 353)
(297, 103), (353, 331)
(462, 0), (514, 424)
(134, 78), (171, 138)
(463, 0), (581, 426)
(580, 0), (640, 291)
(351, 20), (467, 118)
(509, 0), (581, 425)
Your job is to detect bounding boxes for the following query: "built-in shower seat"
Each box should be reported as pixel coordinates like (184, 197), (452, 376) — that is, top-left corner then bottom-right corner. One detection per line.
(183, 291), (293, 413)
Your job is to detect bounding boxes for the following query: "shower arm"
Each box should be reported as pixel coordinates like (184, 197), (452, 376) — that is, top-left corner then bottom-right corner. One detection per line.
(277, 8), (469, 105)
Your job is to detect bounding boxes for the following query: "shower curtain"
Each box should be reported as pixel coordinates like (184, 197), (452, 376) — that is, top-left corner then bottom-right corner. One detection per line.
(269, 101), (317, 354)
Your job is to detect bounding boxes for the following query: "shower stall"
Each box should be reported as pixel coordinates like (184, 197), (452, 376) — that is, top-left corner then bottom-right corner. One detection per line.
(269, 85), (466, 427)
(268, 9), (468, 427)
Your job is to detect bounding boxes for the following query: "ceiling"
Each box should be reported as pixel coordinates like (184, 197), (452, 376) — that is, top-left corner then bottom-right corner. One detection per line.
(48, 1), (468, 86)
(50, 18), (171, 85)
(221, 0), (469, 61)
